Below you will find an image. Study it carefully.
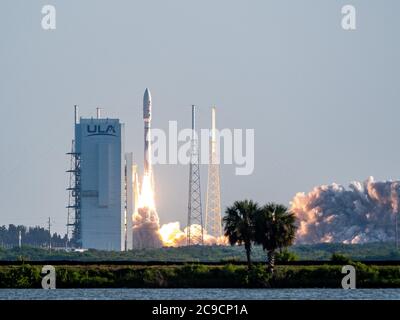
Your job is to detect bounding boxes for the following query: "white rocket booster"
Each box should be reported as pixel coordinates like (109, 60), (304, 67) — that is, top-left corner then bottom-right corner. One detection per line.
(143, 88), (152, 175)
(132, 88), (162, 250)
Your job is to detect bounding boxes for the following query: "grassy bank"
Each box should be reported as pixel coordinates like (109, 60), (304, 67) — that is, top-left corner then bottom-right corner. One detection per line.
(1, 263), (399, 288)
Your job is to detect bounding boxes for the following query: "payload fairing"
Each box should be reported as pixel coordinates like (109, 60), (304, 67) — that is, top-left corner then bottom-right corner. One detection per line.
(143, 88), (152, 175)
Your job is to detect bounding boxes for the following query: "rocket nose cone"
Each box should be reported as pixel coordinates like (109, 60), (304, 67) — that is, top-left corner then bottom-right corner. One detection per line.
(143, 88), (152, 104)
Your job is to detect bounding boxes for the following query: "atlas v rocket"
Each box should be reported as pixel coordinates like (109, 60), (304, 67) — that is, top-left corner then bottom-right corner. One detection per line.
(143, 88), (152, 176)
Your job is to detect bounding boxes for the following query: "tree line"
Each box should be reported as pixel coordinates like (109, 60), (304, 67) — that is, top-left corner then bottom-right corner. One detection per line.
(0, 225), (68, 248)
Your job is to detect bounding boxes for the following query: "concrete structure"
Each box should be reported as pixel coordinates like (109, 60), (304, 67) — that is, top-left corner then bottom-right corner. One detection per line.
(74, 112), (133, 251)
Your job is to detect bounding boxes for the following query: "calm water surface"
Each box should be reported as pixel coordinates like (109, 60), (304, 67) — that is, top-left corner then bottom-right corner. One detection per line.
(0, 289), (399, 300)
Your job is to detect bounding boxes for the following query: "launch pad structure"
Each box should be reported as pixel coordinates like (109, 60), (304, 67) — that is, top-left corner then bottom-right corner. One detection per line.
(66, 91), (226, 250)
(66, 106), (82, 247)
(205, 107), (222, 238)
(187, 105), (204, 245)
(66, 105), (133, 251)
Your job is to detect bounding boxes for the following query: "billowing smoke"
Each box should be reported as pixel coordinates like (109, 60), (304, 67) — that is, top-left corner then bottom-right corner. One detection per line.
(291, 177), (400, 244)
(159, 222), (228, 247)
(132, 207), (163, 249)
(132, 173), (163, 249)
(132, 173), (227, 248)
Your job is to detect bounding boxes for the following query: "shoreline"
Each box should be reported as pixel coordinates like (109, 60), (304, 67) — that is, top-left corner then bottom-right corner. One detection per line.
(1, 263), (399, 289)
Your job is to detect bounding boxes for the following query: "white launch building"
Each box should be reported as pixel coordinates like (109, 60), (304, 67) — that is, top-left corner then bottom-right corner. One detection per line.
(72, 109), (134, 251)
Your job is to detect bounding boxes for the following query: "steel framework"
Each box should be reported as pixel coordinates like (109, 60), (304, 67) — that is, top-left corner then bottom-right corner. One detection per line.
(67, 140), (82, 248)
(205, 107), (222, 238)
(66, 137), (82, 247)
(187, 105), (204, 245)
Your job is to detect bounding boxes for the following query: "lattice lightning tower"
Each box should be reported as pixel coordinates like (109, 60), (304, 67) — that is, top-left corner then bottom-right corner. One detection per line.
(187, 105), (204, 245)
(205, 106), (222, 238)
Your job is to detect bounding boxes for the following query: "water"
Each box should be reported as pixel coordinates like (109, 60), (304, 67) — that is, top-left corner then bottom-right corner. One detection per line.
(0, 288), (399, 300)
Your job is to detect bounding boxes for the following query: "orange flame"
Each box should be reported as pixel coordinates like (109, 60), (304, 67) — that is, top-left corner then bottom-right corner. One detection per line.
(137, 173), (155, 210)
(159, 222), (228, 247)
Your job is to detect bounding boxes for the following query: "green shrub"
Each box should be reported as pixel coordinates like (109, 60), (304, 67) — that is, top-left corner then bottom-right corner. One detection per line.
(276, 250), (299, 262)
(0, 263), (399, 288)
(246, 265), (271, 287)
(7, 265), (41, 288)
(142, 268), (169, 287)
(330, 253), (352, 264)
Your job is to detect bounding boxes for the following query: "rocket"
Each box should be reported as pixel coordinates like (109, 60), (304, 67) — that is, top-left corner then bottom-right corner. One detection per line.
(143, 88), (152, 175)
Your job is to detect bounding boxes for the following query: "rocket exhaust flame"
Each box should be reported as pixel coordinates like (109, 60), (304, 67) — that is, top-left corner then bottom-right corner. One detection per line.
(291, 177), (400, 244)
(137, 173), (155, 210)
(159, 222), (228, 247)
(132, 172), (163, 249)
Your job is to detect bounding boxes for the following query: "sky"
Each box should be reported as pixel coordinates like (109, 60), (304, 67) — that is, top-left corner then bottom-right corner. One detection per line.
(0, 0), (399, 234)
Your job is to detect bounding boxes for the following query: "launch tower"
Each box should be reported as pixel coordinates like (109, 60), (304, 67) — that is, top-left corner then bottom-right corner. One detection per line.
(187, 105), (204, 245)
(205, 107), (222, 238)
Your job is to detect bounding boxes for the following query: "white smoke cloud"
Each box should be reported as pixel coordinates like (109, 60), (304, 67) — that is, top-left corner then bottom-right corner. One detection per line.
(159, 222), (228, 247)
(132, 207), (163, 249)
(291, 177), (400, 244)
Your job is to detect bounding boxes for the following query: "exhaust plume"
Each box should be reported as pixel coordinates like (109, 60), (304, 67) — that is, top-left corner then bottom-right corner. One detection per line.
(159, 222), (228, 247)
(132, 173), (227, 248)
(291, 177), (400, 244)
(132, 173), (163, 248)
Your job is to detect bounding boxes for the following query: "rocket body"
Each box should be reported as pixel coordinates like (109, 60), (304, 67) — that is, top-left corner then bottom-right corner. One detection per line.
(143, 88), (152, 175)
(132, 88), (162, 249)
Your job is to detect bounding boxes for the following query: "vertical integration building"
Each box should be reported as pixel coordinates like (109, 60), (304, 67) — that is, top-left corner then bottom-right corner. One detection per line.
(69, 108), (134, 251)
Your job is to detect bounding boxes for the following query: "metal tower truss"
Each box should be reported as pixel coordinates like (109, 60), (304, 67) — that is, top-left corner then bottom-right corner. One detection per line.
(206, 151), (222, 237)
(66, 139), (82, 248)
(187, 105), (204, 245)
(205, 107), (222, 238)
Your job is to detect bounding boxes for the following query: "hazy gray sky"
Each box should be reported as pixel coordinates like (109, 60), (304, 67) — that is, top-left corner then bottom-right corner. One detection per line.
(0, 0), (399, 234)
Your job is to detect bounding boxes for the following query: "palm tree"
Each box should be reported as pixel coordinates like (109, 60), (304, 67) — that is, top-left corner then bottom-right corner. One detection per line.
(223, 200), (260, 269)
(254, 203), (297, 274)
